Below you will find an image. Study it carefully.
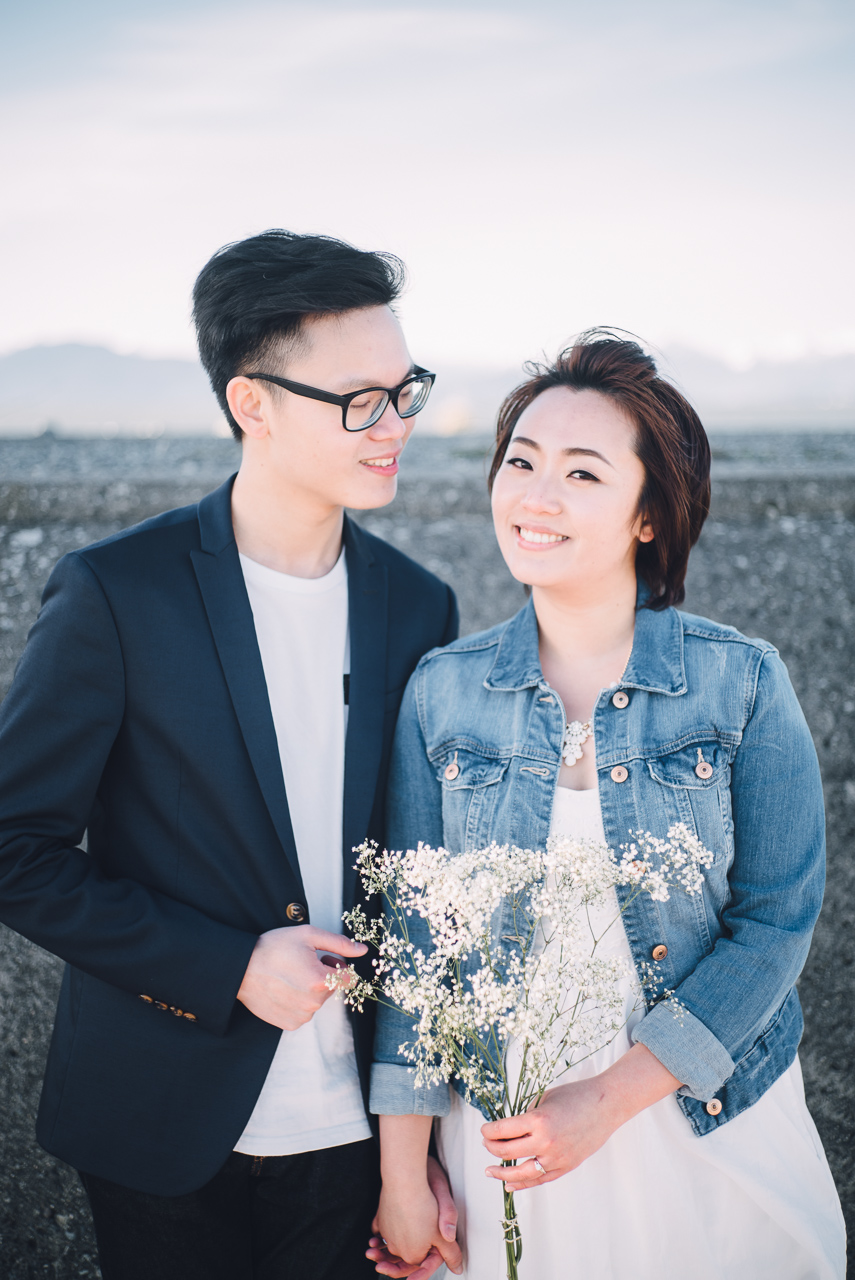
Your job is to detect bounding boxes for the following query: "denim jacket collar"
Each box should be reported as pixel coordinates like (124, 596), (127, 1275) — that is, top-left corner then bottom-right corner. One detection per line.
(484, 591), (687, 697)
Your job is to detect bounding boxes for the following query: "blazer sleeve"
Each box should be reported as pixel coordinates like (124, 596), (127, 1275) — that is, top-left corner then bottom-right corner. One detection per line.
(369, 660), (451, 1117)
(0, 551), (258, 1038)
(632, 649), (826, 1098)
(441, 584), (459, 647)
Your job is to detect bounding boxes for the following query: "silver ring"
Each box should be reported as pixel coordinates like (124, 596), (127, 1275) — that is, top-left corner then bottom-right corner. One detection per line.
(533, 1157), (545, 1174)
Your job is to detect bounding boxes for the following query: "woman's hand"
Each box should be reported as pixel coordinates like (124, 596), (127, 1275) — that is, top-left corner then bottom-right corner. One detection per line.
(367, 1155), (460, 1278)
(482, 1043), (681, 1190)
(370, 1116), (463, 1275)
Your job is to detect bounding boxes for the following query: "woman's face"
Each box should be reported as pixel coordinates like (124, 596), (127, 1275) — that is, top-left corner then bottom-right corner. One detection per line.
(490, 386), (653, 602)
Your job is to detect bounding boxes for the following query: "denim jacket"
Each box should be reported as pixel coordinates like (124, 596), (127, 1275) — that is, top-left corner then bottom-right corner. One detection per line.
(370, 596), (825, 1136)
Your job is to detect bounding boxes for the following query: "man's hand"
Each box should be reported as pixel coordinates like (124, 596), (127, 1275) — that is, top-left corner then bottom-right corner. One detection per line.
(366, 1155), (461, 1278)
(236, 925), (367, 1030)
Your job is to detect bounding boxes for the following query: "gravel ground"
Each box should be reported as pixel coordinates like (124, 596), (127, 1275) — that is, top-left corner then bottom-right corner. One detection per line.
(0, 434), (853, 1276)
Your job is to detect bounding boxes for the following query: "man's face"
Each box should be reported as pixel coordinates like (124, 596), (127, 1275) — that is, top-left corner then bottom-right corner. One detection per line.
(228, 305), (419, 514)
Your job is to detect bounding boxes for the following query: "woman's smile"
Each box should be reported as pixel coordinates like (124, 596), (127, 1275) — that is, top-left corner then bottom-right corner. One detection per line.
(515, 524), (569, 548)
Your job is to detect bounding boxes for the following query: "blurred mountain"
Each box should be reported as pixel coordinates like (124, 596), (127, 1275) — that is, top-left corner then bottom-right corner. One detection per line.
(0, 344), (222, 434)
(0, 342), (853, 435)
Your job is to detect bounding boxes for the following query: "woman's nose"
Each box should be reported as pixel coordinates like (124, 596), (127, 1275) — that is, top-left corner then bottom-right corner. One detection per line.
(520, 486), (562, 514)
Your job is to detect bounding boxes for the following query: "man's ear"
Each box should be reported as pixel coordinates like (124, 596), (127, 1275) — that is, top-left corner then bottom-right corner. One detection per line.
(226, 376), (270, 440)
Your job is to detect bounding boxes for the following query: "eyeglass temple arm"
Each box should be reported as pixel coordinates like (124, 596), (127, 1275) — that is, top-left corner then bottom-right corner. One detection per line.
(245, 373), (346, 408)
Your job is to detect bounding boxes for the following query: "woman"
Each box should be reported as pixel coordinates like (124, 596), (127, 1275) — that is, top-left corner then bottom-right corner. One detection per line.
(368, 333), (846, 1279)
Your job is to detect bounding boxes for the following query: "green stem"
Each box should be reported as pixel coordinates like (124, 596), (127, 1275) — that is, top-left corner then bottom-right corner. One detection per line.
(501, 1171), (523, 1280)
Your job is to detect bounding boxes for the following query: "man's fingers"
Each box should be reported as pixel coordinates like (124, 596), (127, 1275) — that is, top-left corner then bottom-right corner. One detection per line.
(302, 926), (367, 957)
(425, 1156), (458, 1242)
(435, 1235), (464, 1275)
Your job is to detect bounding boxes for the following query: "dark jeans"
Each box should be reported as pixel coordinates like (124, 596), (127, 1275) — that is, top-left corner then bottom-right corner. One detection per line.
(79, 1139), (381, 1280)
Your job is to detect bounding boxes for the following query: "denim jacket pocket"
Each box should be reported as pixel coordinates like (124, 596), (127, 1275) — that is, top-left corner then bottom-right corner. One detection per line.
(432, 744), (511, 851)
(647, 738), (729, 790)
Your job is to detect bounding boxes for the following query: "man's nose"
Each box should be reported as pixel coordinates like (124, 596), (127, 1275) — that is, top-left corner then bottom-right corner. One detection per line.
(367, 401), (407, 439)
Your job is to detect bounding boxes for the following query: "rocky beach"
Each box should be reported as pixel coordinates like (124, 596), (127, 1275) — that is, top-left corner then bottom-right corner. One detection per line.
(1, 430), (853, 1275)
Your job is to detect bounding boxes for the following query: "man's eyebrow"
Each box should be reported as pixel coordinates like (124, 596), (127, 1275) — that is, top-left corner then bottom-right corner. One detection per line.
(336, 362), (416, 394)
(511, 436), (615, 469)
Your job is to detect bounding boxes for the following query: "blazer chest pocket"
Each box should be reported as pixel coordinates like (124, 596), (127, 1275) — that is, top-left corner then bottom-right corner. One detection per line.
(647, 740), (728, 790)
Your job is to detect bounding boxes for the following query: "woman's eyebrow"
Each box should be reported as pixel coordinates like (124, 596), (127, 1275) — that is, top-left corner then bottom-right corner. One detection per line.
(512, 437), (615, 469)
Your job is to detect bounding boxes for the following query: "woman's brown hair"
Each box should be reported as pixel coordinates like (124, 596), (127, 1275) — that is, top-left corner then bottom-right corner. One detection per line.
(488, 329), (711, 610)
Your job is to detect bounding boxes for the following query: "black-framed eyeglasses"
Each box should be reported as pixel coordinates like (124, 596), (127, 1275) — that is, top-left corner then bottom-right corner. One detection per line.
(245, 365), (436, 431)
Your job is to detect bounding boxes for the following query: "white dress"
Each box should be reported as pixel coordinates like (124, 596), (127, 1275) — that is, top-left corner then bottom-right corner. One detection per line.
(436, 786), (846, 1280)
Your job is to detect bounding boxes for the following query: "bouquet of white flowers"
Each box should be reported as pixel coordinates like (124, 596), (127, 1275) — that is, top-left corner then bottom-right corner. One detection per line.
(329, 824), (713, 1280)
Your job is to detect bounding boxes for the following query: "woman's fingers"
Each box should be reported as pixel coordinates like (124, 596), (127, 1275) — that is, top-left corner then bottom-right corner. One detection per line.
(484, 1157), (567, 1190)
(481, 1132), (543, 1159)
(481, 1114), (532, 1141)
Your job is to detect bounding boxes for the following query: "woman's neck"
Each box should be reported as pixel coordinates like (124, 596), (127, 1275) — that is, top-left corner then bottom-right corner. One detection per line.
(532, 578), (638, 675)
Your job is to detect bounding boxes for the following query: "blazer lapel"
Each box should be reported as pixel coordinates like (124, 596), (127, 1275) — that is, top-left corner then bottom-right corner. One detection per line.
(342, 517), (388, 909)
(191, 478), (303, 891)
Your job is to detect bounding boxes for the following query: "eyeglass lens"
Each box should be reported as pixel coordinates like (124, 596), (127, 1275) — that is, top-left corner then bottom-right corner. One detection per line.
(344, 375), (433, 431)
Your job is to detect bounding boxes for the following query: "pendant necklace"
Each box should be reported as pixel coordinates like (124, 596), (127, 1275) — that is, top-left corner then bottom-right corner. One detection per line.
(560, 646), (633, 768)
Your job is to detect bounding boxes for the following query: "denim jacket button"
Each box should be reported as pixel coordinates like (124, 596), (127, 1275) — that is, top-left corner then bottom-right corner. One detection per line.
(651, 944), (668, 961)
(610, 765), (628, 783)
(695, 761), (714, 779)
(444, 762), (460, 780)
(611, 690), (629, 709)
(705, 1098), (723, 1116)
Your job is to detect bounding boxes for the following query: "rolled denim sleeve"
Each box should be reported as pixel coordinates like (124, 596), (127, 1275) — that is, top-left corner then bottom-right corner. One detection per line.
(632, 649), (825, 1099)
(369, 661), (452, 1117)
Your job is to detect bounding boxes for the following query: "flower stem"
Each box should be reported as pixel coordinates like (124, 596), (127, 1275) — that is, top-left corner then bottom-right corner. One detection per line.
(501, 1166), (523, 1280)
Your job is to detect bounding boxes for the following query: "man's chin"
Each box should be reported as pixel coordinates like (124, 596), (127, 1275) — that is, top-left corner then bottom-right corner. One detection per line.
(346, 479), (399, 512)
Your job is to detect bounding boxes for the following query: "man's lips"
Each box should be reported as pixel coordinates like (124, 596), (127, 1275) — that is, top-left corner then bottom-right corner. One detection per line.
(361, 454), (399, 474)
(514, 524), (569, 548)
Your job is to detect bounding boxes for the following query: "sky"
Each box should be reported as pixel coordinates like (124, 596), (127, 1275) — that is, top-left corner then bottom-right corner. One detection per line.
(1, 0), (854, 372)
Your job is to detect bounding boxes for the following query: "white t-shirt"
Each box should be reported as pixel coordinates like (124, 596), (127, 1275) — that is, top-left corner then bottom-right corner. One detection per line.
(234, 548), (371, 1155)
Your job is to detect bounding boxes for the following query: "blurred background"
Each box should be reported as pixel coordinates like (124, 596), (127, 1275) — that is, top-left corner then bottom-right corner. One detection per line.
(1, 0), (854, 434)
(0, 1), (854, 1275)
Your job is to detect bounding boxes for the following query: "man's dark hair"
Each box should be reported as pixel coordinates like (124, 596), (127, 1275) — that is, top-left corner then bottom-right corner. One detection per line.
(488, 329), (711, 611)
(192, 229), (407, 440)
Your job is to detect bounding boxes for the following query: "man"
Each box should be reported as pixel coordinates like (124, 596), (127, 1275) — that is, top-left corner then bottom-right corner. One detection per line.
(0, 231), (463, 1278)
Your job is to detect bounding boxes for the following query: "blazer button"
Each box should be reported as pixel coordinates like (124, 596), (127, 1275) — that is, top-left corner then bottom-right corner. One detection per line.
(610, 765), (628, 783)
(183, 1012), (197, 1021)
(154, 1001), (168, 1011)
(611, 690), (629, 709)
(286, 902), (307, 923)
(705, 1098), (723, 1116)
(695, 761), (713, 779)
(139, 994), (153, 1004)
(651, 944), (668, 961)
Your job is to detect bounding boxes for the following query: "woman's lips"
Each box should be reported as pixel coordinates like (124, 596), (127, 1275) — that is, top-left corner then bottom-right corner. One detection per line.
(515, 524), (569, 548)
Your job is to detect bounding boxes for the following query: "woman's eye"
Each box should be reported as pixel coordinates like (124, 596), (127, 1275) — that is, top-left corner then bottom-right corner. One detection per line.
(569, 469), (598, 481)
(506, 456), (533, 470)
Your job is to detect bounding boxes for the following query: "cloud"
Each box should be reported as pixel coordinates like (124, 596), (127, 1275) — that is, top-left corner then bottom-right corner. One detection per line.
(0, 0), (853, 365)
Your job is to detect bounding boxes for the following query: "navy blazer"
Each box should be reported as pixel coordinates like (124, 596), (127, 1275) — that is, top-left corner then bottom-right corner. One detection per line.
(0, 476), (458, 1194)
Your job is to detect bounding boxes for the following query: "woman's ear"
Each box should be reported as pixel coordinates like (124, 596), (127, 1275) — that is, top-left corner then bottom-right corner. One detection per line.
(638, 518), (655, 544)
(636, 509), (655, 544)
(226, 376), (270, 440)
